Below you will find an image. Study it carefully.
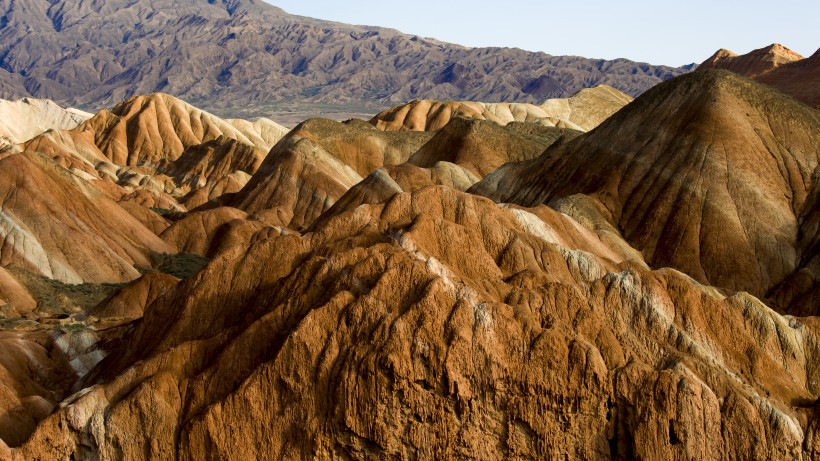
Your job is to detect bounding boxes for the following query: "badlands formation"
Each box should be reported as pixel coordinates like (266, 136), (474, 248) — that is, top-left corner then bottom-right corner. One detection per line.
(699, 43), (820, 108)
(0, 45), (817, 461)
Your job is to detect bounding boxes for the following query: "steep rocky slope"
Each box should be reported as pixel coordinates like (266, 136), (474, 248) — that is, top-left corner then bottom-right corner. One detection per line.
(0, 151), (173, 284)
(698, 44), (804, 77)
(698, 44), (820, 108)
(7, 185), (820, 460)
(757, 49), (820, 109)
(0, 70), (818, 459)
(18, 93), (288, 212)
(472, 70), (820, 307)
(370, 85), (632, 132)
(0, 0), (687, 116)
(230, 118), (435, 229)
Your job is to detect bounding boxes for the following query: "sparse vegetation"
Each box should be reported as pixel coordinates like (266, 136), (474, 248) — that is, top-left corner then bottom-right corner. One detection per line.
(149, 252), (210, 279)
(149, 207), (188, 222)
(7, 267), (123, 316)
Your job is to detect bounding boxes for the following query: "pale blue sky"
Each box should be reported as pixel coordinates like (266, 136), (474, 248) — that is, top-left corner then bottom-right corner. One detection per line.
(263, 0), (819, 66)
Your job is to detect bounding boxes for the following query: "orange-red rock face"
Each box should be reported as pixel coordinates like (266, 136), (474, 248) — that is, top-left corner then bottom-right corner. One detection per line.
(699, 44), (820, 108)
(0, 69), (818, 460)
(9, 186), (820, 460)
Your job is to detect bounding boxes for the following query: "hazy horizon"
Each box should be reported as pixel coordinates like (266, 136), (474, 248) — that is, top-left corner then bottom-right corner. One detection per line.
(264, 0), (819, 67)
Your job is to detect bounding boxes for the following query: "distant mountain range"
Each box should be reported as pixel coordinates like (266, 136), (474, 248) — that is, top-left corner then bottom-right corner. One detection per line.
(0, 0), (690, 117)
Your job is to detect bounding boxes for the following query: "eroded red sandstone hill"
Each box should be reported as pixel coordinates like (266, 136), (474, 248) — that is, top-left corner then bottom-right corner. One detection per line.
(0, 68), (817, 460)
(698, 43), (820, 108)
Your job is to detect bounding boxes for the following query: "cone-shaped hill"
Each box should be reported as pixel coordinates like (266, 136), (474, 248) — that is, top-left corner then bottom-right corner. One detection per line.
(18, 93), (289, 212)
(698, 44), (804, 77)
(757, 48), (820, 109)
(472, 70), (820, 304)
(84, 92), (287, 167)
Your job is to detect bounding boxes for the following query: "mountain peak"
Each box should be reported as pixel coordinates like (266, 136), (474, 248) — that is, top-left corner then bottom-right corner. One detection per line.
(698, 43), (804, 78)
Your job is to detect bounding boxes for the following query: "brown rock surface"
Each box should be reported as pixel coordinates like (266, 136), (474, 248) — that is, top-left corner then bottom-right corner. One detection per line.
(18, 93), (289, 214)
(406, 117), (560, 177)
(8, 186), (820, 459)
(698, 44), (820, 108)
(231, 118), (433, 230)
(757, 49), (820, 109)
(0, 151), (173, 284)
(85, 272), (180, 324)
(83, 93), (286, 167)
(160, 207), (271, 258)
(0, 66), (816, 461)
(0, 268), (36, 316)
(472, 70), (820, 305)
(698, 44), (804, 77)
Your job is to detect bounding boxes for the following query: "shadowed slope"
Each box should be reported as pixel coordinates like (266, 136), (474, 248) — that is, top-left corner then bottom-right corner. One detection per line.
(472, 70), (820, 301)
(231, 118), (433, 229)
(407, 117), (558, 177)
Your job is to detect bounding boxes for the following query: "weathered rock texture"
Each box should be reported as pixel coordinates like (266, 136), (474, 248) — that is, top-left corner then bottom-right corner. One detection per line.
(0, 151), (173, 284)
(0, 0), (687, 116)
(9, 185), (820, 460)
(1, 70), (819, 461)
(18, 92), (288, 213)
(472, 70), (820, 307)
(0, 98), (90, 148)
(698, 44), (820, 108)
(370, 85), (632, 132)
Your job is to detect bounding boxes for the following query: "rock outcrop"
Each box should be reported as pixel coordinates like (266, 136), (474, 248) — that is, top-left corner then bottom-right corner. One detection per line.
(8, 185), (820, 460)
(370, 85), (632, 132)
(0, 98), (90, 149)
(698, 44), (820, 108)
(231, 118), (434, 230)
(0, 151), (173, 284)
(0, 69), (818, 460)
(18, 93), (288, 213)
(472, 70), (820, 307)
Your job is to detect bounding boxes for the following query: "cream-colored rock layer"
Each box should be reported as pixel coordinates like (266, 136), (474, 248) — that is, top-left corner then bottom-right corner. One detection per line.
(0, 151), (173, 284)
(15, 93), (290, 212)
(0, 98), (91, 149)
(232, 118), (434, 230)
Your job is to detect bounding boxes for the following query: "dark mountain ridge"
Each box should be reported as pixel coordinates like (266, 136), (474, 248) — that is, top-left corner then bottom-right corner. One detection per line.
(0, 0), (689, 117)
